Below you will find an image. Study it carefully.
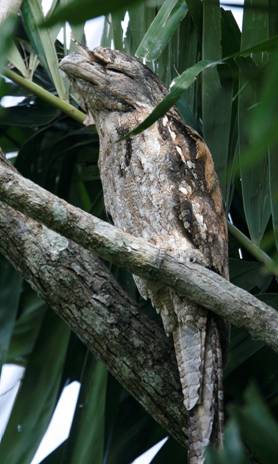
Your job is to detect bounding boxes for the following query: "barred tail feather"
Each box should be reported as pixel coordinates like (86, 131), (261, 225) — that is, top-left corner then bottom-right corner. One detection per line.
(173, 316), (224, 464)
(132, 277), (224, 463)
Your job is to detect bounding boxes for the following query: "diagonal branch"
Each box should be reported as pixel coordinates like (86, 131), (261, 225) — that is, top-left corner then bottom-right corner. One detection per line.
(0, 150), (278, 353)
(0, 200), (186, 446)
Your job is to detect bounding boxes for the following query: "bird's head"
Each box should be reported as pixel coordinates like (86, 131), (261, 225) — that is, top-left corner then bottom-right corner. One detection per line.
(60, 46), (166, 116)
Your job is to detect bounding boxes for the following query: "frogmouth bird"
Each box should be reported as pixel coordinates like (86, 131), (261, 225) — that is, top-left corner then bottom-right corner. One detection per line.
(60, 47), (229, 464)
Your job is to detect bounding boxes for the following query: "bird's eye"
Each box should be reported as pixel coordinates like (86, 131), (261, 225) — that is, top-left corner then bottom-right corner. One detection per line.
(106, 66), (123, 75)
(106, 65), (135, 79)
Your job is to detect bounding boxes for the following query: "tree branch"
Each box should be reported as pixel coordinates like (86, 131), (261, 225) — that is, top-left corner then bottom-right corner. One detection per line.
(0, 200), (186, 446)
(0, 151), (277, 352)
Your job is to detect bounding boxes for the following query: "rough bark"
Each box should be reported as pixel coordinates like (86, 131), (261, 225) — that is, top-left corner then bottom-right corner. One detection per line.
(0, 152), (277, 353)
(0, 200), (187, 446)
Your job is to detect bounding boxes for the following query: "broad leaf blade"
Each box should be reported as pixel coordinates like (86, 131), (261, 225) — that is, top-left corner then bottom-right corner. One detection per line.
(0, 14), (17, 74)
(206, 419), (249, 464)
(202, 0), (222, 161)
(7, 43), (29, 78)
(136, 0), (187, 61)
(22, 0), (67, 100)
(7, 287), (46, 365)
(184, 0), (202, 29)
(42, 0), (144, 27)
(227, 34), (278, 58)
(234, 385), (278, 463)
(0, 257), (22, 374)
(66, 358), (107, 464)
(202, 3), (238, 196)
(229, 258), (271, 291)
(248, 50), (278, 251)
(225, 328), (264, 378)
(111, 10), (126, 51)
(0, 99), (60, 127)
(269, 145), (278, 251)
(123, 2), (159, 55)
(238, 0), (271, 243)
(174, 11), (199, 117)
(0, 311), (70, 464)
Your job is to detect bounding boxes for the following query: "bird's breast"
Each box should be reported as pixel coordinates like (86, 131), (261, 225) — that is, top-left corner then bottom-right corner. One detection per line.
(98, 120), (197, 255)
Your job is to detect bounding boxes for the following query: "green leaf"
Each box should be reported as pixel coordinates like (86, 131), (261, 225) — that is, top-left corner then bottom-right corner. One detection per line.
(267, 150), (278, 253)
(104, 386), (165, 464)
(100, 16), (113, 49)
(225, 328), (264, 378)
(0, 99), (60, 127)
(247, 49), (278, 250)
(0, 79), (27, 98)
(0, 14), (17, 75)
(135, 0), (187, 61)
(111, 10), (126, 51)
(0, 311), (70, 464)
(22, 0), (67, 100)
(123, 2), (158, 55)
(42, 0), (144, 27)
(174, 12), (199, 114)
(220, 10), (241, 203)
(184, 0), (202, 29)
(228, 34), (278, 58)
(0, 257), (22, 374)
(206, 419), (249, 464)
(258, 293), (278, 310)
(126, 59), (221, 137)
(229, 258), (271, 291)
(176, 96), (200, 132)
(221, 420), (249, 464)
(238, 0), (271, 244)
(7, 43), (29, 78)
(202, 0), (233, 192)
(66, 358), (107, 464)
(7, 287), (46, 365)
(234, 385), (278, 464)
(221, 10), (241, 57)
(47, 0), (68, 46)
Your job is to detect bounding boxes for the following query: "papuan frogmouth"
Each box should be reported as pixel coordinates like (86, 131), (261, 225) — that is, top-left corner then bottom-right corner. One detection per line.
(60, 47), (229, 464)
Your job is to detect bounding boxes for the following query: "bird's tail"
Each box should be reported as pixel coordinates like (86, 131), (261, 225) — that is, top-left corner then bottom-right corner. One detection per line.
(133, 277), (224, 463)
(172, 306), (224, 464)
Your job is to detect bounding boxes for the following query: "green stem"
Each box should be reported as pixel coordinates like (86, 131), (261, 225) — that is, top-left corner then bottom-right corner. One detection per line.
(4, 68), (86, 125)
(228, 223), (278, 276)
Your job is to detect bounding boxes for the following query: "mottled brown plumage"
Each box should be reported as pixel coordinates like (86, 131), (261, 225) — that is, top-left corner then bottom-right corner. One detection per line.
(61, 47), (228, 463)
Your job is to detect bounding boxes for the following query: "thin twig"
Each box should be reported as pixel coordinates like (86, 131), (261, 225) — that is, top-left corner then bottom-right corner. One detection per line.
(4, 68), (86, 125)
(228, 223), (278, 276)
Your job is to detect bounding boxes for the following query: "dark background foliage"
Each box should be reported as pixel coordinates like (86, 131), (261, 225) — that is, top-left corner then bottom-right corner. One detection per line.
(0, 1), (277, 463)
